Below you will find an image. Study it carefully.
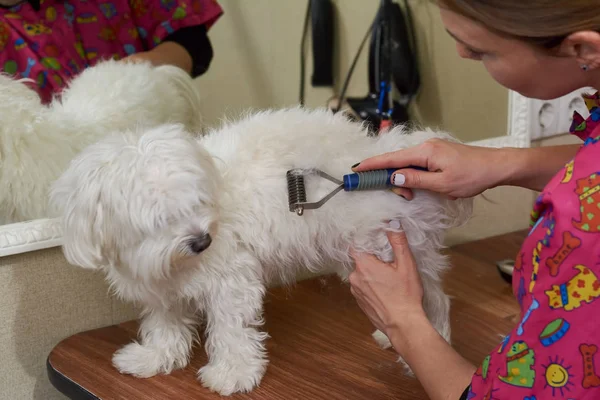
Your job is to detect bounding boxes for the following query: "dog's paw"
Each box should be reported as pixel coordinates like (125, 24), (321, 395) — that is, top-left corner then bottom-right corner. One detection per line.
(397, 355), (415, 377)
(372, 330), (415, 376)
(198, 360), (268, 396)
(112, 342), (189, 378)
(372, 329), (392, 349)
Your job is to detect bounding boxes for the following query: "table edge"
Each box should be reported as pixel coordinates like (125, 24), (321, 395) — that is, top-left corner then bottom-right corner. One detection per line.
(47, 356), (101, 400)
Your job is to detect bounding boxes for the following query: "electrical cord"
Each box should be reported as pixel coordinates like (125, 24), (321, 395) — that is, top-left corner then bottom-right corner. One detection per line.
(301, 1), (418, 113)
(299, 0), (312, 106)
(332, 11), (379, 114)
(402, 0), (419, 101)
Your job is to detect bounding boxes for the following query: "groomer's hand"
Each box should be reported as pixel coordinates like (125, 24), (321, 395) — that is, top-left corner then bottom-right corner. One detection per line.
(349, 221), (425, 341)
(352, 139), (505, 200)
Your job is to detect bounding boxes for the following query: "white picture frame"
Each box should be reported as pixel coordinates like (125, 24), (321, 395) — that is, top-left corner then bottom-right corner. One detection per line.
(0, 92), (534, 258)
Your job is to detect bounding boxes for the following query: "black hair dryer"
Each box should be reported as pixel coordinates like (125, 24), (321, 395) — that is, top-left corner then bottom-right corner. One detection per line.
(346, 0), (420, 132)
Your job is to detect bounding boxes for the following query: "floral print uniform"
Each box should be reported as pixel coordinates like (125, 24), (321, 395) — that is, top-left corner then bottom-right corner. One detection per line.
(0, 0), (222, 103)
(468, 92), (600, 400)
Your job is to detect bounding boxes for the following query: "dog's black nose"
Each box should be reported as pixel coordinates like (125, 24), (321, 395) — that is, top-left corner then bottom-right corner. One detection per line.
(190, 233), (212, 253)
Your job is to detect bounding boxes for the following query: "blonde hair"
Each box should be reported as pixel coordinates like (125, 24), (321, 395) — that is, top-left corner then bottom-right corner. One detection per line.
(439, 0), (600, 48)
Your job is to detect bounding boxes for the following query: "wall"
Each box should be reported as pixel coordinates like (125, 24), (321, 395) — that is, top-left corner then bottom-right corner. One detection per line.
(0, 248), (138, 400)
(196, 0), (507, 143)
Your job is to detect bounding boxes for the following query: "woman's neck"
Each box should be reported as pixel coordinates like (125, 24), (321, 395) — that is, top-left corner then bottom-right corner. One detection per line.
(587, 69), (600, 92)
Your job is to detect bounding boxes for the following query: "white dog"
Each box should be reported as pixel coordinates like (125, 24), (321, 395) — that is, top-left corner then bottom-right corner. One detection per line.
(0, 60), (201, 224)
(50, 108), (473, 395)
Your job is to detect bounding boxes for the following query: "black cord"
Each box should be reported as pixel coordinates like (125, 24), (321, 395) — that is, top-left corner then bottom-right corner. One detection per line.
(402, 0), (419, 101)
(333, 8), (379, 114)
(403, 0), (416, 61)
(299, 0), (312, 106)
(309, 0), (417, 113)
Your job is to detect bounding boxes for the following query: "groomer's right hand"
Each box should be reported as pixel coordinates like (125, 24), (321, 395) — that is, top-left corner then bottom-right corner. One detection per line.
(352, 139), (503, 200)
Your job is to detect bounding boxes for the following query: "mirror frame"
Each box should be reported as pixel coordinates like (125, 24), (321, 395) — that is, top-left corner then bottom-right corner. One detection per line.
(0, 218), (62, 257)
(0, 91), (532, 258)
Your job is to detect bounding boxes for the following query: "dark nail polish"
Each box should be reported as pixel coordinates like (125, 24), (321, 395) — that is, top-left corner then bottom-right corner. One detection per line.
(351, 162), (360, 169)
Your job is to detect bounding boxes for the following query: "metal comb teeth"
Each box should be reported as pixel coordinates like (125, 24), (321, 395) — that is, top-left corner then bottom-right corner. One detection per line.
(286, 168), (344, 216)
(286, 169), (307, 215)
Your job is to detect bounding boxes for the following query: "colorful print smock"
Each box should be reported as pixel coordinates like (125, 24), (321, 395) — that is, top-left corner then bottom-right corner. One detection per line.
(468, 92), (600, 400)
(0, 0), (222, 103)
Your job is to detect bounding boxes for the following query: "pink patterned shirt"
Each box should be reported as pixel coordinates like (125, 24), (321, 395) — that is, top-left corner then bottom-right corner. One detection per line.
(468, 92), (600, 400)
(0, 0), (222, 103)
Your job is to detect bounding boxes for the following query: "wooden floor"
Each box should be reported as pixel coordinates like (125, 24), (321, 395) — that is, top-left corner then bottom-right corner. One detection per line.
(47, 231), (527, 400)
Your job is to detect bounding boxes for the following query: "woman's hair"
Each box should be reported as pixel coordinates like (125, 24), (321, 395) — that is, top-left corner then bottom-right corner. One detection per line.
(438, 0), (600, 48)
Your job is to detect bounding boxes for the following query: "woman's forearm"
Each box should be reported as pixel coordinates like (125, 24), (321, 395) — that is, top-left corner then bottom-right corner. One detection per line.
(123, 42), (193, 74)
(146, 41), (193, 73)
(388, 313), (476, 400)
(496, 144), (579, 192)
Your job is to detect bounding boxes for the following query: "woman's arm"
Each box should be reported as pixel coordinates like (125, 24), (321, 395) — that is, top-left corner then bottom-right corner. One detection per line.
(499, 144), (579, 192)
(351, 141), (580, 199)
(122, 24), (214, 77)
(124, 41), (193, 73)
(388, 313), (475, 400)
(349, 225), (476, 400)
(122, 0), (221, 76)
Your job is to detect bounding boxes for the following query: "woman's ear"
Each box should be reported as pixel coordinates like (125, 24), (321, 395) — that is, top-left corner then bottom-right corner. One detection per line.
(561, 31), (600, 71)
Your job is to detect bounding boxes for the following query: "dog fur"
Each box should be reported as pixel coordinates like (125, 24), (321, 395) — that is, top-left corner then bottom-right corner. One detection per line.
(0, 59), (202, 224)
(51, 108), (473, 395)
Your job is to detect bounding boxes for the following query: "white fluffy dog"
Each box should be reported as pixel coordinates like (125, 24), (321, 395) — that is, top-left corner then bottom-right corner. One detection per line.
(0, 60), (201, 224)
(50, 108), (473, 395)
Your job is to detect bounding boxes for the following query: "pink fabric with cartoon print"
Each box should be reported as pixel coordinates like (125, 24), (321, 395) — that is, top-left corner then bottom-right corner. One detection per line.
(0, 0), (222, 103)
(468, 93), (600, 399)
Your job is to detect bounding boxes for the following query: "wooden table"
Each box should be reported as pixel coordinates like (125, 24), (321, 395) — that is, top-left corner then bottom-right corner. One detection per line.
(47, 231), (526, 400)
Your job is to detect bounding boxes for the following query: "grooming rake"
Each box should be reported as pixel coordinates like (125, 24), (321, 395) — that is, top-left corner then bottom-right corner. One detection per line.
(286, 166), (425, 216)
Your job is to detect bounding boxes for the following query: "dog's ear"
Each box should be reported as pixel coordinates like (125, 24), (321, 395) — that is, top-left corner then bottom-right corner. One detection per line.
(49, 164), (107, 270)
(62, 197), (108, 270)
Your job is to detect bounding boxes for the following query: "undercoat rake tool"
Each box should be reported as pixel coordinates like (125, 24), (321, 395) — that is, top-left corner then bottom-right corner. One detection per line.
(286, 166), (425, 216)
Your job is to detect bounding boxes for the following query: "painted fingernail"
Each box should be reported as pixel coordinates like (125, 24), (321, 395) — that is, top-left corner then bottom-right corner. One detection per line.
(392, 173), (405, 186)
(351, 162), (360, 169)
(388, 220), (402, 230)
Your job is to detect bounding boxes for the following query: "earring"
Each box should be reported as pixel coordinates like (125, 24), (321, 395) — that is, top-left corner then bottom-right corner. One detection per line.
(581, 64), (589, 71)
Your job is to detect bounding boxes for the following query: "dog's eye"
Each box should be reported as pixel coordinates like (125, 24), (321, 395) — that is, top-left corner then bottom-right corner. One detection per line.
(189, 233), (212, 253)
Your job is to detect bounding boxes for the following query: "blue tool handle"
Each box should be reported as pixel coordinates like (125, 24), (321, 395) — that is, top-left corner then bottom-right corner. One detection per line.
(343, 166), (426, 192)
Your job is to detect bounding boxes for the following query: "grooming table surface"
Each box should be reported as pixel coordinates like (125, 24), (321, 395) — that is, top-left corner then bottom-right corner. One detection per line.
(47, 231), (526, 400)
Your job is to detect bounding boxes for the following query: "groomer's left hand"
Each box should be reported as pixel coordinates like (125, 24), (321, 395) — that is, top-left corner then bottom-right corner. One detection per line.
(349, 221), (425, 343)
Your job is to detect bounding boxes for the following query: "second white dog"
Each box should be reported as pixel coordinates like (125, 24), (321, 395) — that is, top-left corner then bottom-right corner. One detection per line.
(0, 59), (201, 224)
(51, 108), (473, 395)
